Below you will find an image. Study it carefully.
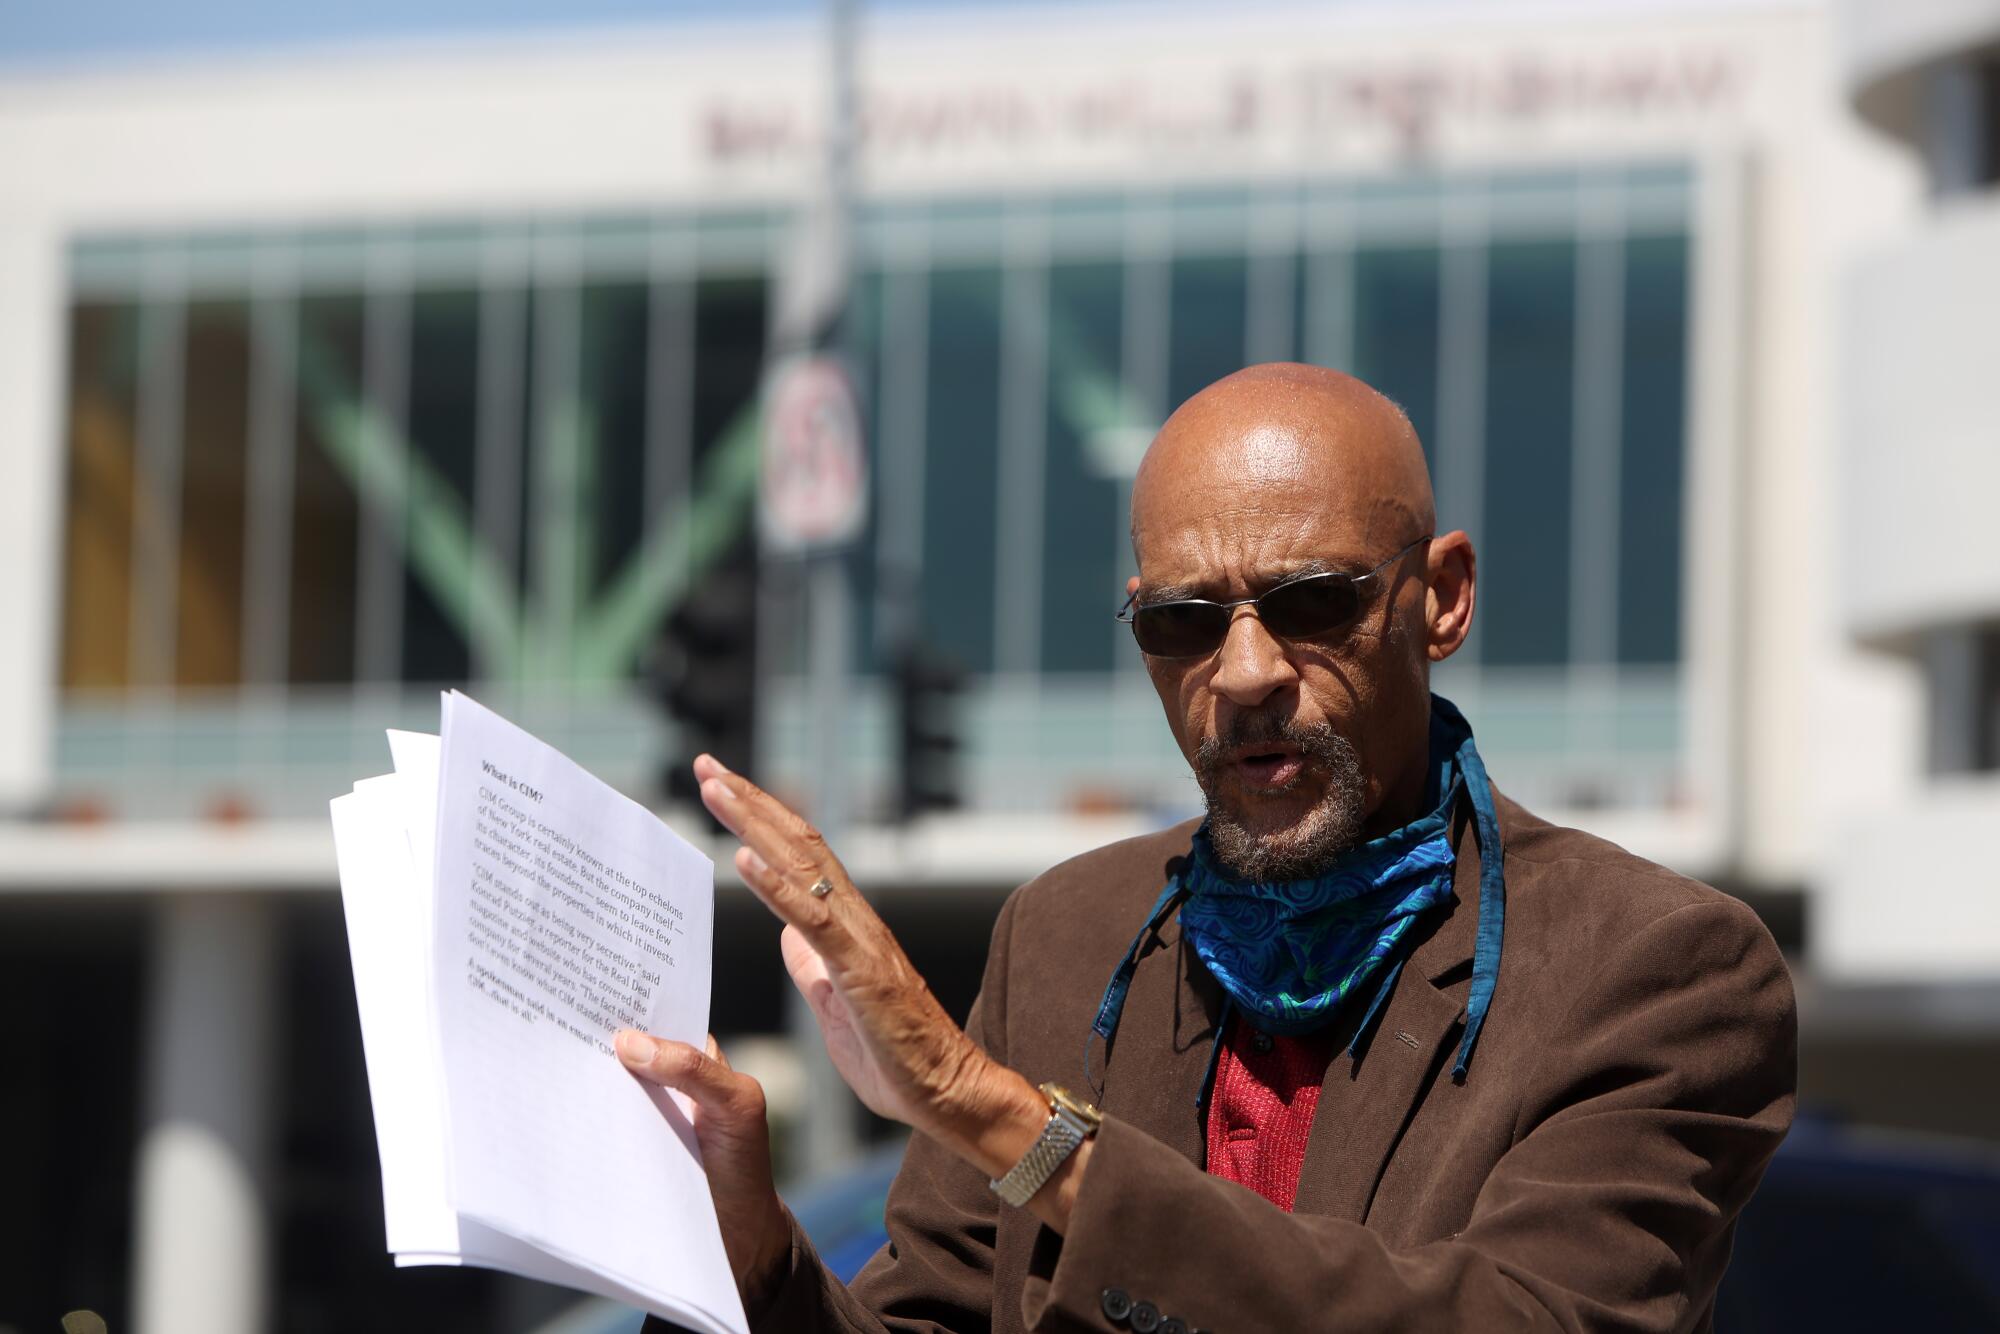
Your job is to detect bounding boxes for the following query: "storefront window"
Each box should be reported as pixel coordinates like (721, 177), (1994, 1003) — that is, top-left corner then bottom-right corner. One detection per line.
(56, 165), (1696, 816)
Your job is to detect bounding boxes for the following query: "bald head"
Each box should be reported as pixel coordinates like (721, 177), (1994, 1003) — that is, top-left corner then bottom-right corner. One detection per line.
(1132, 363), (1434, 563)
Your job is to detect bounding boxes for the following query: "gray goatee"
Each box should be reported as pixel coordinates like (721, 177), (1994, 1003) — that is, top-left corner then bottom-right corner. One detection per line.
(1195, 713), (1367, 881)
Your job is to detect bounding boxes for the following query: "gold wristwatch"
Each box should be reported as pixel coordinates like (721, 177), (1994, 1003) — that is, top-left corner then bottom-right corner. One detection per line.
(990, 1083), (1103, 1207)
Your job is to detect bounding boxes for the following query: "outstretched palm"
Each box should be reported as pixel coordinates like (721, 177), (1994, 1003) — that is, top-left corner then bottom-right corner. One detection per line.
(691, 753), (1004, 1145)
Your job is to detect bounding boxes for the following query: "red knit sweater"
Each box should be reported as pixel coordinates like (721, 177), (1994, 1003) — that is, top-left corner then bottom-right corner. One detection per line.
(1204, 1015), (1340, 1212)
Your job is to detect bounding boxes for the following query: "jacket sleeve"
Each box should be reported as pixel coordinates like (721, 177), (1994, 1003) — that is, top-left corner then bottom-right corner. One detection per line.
(1020, 897), (1797, 1334)
(741, 1103), (1004, 1334)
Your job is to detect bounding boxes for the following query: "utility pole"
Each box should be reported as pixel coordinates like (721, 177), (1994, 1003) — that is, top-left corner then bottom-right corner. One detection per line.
(762, 0), (865, 1182)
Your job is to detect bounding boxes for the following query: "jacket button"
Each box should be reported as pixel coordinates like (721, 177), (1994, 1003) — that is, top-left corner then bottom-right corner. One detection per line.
(1129, 1301), (1162, 1333)
(1158, 1319), (1188, 1334)
(1251, 1031), (1274, 1054)
(1100, 1288), (1133, 1324)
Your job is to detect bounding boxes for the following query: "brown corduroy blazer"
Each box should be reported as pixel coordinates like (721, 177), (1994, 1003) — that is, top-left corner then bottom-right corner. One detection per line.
(667, 791), (1796, 1334)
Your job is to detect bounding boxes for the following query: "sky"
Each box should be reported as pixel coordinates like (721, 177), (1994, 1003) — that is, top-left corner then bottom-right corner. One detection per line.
(0, 0), (1689, 70)
(0, 0), (1066, 67)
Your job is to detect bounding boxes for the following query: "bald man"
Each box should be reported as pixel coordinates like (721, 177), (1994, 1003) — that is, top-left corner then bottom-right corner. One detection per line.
(621, 365), (1796, 1334)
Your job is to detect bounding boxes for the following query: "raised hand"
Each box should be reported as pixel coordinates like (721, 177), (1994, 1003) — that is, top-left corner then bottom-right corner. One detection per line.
(687, 754), (1047, 1178)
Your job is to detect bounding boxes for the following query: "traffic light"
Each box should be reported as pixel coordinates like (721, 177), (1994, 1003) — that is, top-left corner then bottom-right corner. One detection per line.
(892, 642), (964, 823)
(650, 560), (758, 811)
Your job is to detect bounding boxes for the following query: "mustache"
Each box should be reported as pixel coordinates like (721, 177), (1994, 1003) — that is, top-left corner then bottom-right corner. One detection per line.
(1194, 713), (1353, 773)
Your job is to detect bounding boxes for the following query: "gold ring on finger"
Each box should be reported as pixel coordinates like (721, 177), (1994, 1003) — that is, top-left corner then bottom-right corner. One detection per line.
(808, 876), (836, 899)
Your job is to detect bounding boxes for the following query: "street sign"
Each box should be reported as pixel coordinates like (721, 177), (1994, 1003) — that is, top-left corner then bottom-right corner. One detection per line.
(760, 354), (867, 552)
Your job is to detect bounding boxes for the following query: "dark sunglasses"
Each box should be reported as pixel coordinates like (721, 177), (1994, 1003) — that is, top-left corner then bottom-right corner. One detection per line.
(1117, 537), (1431, 658)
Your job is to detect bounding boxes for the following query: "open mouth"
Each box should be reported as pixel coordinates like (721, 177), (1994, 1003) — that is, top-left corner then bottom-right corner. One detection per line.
(1232, 746), (1305, 790)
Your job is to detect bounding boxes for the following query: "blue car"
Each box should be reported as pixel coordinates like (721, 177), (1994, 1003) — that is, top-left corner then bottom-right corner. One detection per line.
(1717, 1116), (2000, 1330)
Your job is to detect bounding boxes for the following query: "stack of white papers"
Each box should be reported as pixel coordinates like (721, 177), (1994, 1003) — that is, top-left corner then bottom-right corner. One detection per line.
(331, 690), (748, 1334)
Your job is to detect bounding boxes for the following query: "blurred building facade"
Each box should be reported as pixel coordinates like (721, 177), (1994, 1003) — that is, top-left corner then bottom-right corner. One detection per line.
(1, 1), (1995, 1331)
(1826, 0), (2000, 976)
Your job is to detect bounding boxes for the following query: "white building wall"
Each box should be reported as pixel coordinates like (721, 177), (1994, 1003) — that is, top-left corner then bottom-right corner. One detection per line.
(0, 220), (67, 808)
(1843, 190), (2000, 645)
(1737, 17), (1930, 887)
(1820, 0), (2000, 977)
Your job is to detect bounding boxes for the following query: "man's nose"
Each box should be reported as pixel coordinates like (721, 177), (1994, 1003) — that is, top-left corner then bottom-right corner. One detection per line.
(1209, 606), (1297, 707)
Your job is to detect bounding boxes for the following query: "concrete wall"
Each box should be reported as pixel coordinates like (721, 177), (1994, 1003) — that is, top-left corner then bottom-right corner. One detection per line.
(1843, 191), (2000, 647)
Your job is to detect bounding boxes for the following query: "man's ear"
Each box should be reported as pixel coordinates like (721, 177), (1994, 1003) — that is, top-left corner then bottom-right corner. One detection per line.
(1426, 532), (1476, 662)
(1126, 575), (1141, 601)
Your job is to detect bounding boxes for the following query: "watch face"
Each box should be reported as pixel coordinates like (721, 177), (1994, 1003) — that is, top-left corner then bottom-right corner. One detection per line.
(1039, 1082), (1103, 1128)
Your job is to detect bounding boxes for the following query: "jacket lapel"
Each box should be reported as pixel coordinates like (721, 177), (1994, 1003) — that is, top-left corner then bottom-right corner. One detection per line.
(1289, 805), (1482, 1221)
(1096, 853), (1225, 1168)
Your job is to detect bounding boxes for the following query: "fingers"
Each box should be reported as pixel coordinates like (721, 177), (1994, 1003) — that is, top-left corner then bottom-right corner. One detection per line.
(697, 757), (871, 963)
(732, 843), (837, 918)
(696, 757), (830, 866)
(733, 844), (870, 978)
(694, 755), (811, 848)
(617, 1030), (761, 1119)
(696, 758), (788, 857)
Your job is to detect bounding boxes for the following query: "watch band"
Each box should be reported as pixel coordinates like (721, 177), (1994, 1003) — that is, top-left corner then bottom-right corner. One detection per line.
(990, 1085), (1100, 1207)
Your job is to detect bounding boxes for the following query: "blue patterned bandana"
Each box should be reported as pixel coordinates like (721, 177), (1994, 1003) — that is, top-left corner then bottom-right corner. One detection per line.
(1178, 804), (1458, 1038)
(1090, 696), (1506, 1087)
